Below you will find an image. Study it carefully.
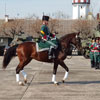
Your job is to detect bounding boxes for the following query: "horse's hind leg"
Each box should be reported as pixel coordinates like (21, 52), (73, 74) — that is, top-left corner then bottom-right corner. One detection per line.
(59, 61), (69, 83)
(16, 58), (32, 85)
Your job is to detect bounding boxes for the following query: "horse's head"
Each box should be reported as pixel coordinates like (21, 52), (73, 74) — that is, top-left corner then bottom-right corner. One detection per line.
(71, 33), (80, 47)
(60, 33), (80, 54)
(73, 33), (81, 50)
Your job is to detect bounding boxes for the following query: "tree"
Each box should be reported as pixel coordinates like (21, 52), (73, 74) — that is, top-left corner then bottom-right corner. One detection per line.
(71, 19), (98, 39)
(52, 11), (68, 19)
(49, 19), (60, 33)
(0, 19), (25, 38)
(0, 14), (61, 38)
(97, 21), (100, 32)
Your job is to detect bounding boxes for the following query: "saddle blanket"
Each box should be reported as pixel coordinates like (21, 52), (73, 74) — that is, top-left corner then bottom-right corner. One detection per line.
(36, 39), (58, 52)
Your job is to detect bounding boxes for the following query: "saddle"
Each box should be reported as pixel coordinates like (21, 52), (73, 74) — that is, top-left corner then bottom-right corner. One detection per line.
(36, 38), (58, 52)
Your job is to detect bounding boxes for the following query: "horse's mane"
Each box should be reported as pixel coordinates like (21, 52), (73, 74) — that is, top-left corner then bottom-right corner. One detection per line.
(60, 33), (76, 41)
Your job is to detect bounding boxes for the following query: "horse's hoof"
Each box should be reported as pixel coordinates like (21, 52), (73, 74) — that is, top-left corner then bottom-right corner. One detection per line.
(62, 80), (65, 83)
(19, 82), (24, 86)
(54, 82), (59, 85)
(24, 79), (27, 84)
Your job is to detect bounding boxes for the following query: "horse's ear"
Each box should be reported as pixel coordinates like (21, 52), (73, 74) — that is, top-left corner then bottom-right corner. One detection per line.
(77, 32), (80, 35)
(76, 35), (78, 38)
(76, 32), (80, 38)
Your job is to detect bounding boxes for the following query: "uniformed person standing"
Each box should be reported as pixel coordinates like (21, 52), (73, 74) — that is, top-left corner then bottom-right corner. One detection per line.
(93, 38), (100, 69)
(96, 39), (100, 69)
(89, 38), (95, 68)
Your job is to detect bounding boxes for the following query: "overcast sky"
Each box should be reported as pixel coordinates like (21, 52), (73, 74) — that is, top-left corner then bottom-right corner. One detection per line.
(0, 0), (100, 19)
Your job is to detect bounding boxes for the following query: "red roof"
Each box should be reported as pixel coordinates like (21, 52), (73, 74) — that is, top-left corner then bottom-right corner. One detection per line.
(72, 0), (90, 4)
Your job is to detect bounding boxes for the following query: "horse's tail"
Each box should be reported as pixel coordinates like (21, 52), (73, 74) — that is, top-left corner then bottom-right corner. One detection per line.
(2, 44), (18, 69)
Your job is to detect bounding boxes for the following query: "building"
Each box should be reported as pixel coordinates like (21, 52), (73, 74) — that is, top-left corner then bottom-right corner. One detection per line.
(87, 12), (94, 20)
(5, 15), (9, 22)
(0, 36), (12, 55)
(72, 0), (90, 19)
(97, 13), (100, 20)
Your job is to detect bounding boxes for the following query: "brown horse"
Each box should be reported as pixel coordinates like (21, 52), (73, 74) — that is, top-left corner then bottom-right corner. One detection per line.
(2, 33), (78, 85)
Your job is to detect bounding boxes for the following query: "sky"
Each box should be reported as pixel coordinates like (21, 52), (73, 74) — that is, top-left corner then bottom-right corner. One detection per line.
(0, 0), (100, 19)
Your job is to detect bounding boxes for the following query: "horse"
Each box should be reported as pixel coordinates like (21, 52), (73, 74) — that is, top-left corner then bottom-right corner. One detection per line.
(2, 33), (79, 85)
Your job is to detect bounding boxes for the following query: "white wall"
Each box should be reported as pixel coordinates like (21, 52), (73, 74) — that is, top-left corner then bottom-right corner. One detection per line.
(80, 4), (86, 18)
(73, 4), (90, 19)
(73, 4), (78, 19)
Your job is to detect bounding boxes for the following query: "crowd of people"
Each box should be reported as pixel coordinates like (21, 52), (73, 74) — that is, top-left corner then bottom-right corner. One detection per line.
(89, 38), (100, 69)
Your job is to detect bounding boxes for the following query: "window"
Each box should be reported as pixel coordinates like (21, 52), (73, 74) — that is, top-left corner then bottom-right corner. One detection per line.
(0, 39), (3, 43)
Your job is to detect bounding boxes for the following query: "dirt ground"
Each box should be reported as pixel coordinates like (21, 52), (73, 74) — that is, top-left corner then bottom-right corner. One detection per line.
(0, 56), (100, 100)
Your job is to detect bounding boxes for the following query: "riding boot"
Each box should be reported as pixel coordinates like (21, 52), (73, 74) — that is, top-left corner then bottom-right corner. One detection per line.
(98, 62), (100, 69)
(48, 47), (53, 59)
(48, 52), (52, 59)
(95, 62), (100, 69)
(95, 62), (99, 69)
(48, 46), (55, 59)
(91, 61), (95, 68)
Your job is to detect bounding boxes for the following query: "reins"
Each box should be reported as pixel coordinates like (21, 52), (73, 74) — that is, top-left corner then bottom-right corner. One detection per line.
(66, 43), (76, 59)
(59, 33), (78, 60)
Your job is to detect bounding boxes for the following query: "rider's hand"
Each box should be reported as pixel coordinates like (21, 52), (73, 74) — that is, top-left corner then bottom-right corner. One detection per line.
(52, 34), (55, 38)
(43, 35), (47, 40)
(43, 39), (47, 41)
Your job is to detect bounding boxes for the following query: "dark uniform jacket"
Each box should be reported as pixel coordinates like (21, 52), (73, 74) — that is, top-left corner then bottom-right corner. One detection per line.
(40, 25), (55, 40)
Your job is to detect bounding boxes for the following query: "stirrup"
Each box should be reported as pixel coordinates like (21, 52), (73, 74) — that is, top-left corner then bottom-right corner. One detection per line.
(48, 55), (55, 59)
(53, 54), (55, 58)
(48, 55), (52, 59)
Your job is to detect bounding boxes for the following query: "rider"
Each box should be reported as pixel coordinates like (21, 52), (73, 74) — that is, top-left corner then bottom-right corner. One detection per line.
(89, 38), (95, 68)
(40, 15), (57, 59)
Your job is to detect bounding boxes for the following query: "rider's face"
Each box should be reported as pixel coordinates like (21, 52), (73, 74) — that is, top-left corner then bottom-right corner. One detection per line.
(43, 20), (48, 25)
(96, 39), (99, 43)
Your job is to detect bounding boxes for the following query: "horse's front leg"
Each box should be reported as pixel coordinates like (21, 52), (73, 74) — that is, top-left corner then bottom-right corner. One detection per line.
(52, 62), (59, 85)
(21, 70), (27, 84)
(59, 61), (69, 83)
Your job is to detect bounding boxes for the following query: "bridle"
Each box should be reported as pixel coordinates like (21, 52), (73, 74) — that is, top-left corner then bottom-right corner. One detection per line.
(66, 43), (76, 59)
(62, 42), (76, 59)
(60, 33), (79, 59)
